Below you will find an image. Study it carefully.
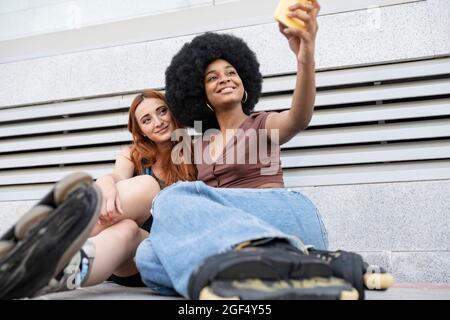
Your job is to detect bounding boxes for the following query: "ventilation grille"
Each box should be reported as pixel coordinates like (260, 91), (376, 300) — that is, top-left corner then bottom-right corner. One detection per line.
(1, 57), (449, 201)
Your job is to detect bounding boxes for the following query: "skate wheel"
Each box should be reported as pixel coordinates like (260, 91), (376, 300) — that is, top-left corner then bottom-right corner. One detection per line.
(54, 172), (93, 205)
(0, 241), (15, 259)
(364, 272), (395, 290)
(14, 205), (53, 240)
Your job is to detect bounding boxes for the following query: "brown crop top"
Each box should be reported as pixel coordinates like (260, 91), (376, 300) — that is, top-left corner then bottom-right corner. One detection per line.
(195, 112), (284, 188)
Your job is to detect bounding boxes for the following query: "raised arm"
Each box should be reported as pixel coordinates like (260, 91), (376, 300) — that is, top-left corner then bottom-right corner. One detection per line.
(266, 0), (321, 145)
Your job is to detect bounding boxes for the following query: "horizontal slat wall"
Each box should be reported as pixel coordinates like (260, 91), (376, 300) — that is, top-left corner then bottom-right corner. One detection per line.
(284, 119), (450, 148)
(0, 96), (126, 121)
(0, 164), (112, 185)
(0, 146), (121, 169)
(281, 141), (450, 168)
(283, 160), (450, 186)
(0, 129), (131, 153)
(262, 57), (450, 92)
(0, 113), (128, 138)
(258, 79), (450, 110)
(1, 57), (449, 201)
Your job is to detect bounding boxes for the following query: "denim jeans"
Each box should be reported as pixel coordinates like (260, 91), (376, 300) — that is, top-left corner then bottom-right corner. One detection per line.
(135, 181), (328, 298)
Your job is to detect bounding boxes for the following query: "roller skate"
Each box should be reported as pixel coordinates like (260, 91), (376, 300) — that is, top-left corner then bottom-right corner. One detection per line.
(308, 248), (395, 300)
(0, 172), (101, 299)
(188, 238), (359, 300)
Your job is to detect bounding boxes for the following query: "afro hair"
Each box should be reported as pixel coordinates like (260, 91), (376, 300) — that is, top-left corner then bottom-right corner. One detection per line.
(165, 32), (263, 132)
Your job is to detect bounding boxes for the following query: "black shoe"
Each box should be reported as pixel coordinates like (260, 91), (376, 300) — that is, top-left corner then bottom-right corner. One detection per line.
(0, 172), (101, 299)
(308, 249), (365, 299)
(188, 238), (358, 300)
(308, 249), (395, 299)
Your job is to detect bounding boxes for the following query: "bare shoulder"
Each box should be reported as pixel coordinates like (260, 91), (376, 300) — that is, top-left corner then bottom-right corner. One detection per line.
(118, 147), (133, 161)
(114, 146), (135, 179)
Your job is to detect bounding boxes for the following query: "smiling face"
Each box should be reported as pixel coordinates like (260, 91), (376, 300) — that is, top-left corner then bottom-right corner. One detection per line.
(204, 59), (245, 110)
(134, 97), (175, 144)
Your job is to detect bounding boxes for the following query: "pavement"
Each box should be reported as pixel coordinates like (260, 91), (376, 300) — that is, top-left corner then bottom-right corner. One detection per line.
(33, 282), (450, 300)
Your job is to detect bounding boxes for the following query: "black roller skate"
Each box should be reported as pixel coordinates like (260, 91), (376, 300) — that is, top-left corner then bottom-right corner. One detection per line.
(308, 248), (395, 300)
(188, 238), (359, 300)
(0, 172), (101, 299)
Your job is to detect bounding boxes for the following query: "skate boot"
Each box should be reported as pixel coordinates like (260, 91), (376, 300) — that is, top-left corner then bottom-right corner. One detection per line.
(308, 248), (395, 300)
(36, 240), (96, 296)
(188, 238), (359, 300)
(0, 172), (101, 299)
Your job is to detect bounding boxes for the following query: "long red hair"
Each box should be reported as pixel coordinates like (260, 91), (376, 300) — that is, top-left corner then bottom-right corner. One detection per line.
(127, 90), (197, 186)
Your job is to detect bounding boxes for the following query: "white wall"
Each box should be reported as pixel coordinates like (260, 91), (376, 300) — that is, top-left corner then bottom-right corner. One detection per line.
(0, 0), (423, 63)
(0, 0), (447, 108)
(0, 0), (217, 41)
(0, 0), (421, 42)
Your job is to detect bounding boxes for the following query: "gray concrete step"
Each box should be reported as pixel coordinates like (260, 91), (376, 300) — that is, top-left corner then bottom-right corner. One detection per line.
(32, 282), (450, 300)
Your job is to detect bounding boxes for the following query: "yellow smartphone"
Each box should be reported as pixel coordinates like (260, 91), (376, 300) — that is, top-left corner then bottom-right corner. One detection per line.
(274, 0), (309, 29)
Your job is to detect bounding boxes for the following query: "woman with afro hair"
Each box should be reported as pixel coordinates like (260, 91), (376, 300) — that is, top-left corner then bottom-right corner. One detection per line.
(136, 1), (367, 300)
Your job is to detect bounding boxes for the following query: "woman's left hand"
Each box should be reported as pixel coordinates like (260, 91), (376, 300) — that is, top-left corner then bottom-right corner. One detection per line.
(279, 0), (321, 64)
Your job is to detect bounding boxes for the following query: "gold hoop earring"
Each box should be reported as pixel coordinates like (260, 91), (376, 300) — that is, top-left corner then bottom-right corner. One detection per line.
(206, 102), (215, 112)
(242, 90), (248, 103)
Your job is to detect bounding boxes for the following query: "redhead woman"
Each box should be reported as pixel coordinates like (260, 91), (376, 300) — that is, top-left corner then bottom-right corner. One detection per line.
(0, 90), (196, 298)
(82, 89), (196, 288)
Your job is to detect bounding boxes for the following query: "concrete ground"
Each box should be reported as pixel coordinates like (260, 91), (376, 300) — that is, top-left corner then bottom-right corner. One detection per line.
(33, 282), (450, 300)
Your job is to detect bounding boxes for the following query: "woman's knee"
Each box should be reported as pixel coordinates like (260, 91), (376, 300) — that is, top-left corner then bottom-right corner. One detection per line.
(116, 176), (160, 224)
(111, 219), (142, 247)
(117, 175), (160, 199)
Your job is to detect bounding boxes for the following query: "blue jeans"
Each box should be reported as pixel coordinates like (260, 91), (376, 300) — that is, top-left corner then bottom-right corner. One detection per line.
(135, 181), (328, 298)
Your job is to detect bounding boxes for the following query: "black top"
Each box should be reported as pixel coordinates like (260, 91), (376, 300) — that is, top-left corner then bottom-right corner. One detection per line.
(139, 166), (165, 233)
